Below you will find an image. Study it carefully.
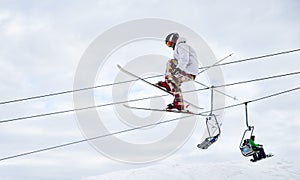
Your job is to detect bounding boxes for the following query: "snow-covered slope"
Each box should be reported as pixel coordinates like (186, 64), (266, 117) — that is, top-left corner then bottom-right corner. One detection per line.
(83, 160), (300, 180)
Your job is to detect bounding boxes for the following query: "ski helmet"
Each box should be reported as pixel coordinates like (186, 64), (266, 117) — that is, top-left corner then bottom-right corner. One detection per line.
(165, 33), (179, 49)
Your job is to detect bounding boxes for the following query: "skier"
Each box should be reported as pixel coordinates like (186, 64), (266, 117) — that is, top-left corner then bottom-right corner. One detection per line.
(249, 135), (267, 162)
(157, 32), (199, 110)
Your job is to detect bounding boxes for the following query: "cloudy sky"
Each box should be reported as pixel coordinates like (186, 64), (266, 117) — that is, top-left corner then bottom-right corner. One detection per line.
(0, 0), (300, 179)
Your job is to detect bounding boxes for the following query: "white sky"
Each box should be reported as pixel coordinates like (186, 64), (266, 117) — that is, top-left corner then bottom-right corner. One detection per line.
(0, 0), (300, 179)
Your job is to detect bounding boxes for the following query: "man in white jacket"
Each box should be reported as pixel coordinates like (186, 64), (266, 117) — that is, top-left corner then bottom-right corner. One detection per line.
(157, 32), (199, 110)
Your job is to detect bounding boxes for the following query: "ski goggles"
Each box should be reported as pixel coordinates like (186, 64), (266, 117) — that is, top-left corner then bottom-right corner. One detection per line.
(166, 41), (172, 47)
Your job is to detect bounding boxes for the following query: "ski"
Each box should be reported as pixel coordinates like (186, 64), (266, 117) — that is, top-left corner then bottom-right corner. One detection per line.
(266, 153), (274, 158)
(117, 64), (203, 110)
(250, 153), (274, 163)
(124, 105), (205, 116)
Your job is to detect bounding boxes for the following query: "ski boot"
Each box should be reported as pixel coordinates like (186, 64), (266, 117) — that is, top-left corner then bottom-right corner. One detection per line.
(156, 81), (171, 91)
(166, 102), (184, 111)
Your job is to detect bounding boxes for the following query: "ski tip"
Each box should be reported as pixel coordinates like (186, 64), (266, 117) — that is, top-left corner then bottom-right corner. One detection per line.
(117, 64), (121, 69)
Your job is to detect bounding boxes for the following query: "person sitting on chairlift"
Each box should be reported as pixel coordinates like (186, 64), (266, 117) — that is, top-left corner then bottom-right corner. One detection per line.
(249, 135), (266, 162)
(243, 139), (248, 146)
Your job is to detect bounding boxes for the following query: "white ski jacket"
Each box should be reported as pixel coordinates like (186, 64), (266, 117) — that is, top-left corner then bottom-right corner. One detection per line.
(173, 37), (199, 75)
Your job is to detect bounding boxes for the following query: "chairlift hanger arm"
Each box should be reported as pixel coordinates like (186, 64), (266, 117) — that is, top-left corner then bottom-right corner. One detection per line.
(245, 102), (250, 128)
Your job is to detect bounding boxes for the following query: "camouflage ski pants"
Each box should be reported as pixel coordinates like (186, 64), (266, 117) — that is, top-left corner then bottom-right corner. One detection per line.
(165, 59), (195, 106)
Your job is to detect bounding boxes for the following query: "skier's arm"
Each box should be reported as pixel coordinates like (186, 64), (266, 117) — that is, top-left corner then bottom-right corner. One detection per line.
(176, 44), (189, 72)
(249, 139), (259, 147)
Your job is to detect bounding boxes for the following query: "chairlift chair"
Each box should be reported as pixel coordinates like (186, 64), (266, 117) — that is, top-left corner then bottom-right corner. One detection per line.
(239, 126), (255, 157)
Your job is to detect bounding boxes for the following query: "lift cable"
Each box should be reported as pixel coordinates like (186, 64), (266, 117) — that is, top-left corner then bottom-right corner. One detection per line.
(1, 48), (299, 106)
(0, 86), (299, 162)
(1, 70), (299, 124)
(199, 86), (300, 115)
(198, 48), (300, 70)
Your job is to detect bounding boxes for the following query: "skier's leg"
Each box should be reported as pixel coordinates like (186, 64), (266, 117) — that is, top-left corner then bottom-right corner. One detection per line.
(157, 59), (177, 92)
(173, 73), (196, 108)
(161, 59), (196, 110)
(166, 78), (183, 110)
(251, 153), (258, 162)
(261, 149), (266, 158)
(165, 59), (178, 78)
(162, 59), (195, 93)
(173, 85), (184, 110)
(257, 152), (262, 160)
(258, 147), (266, 158)
(167, 73), (195, 110)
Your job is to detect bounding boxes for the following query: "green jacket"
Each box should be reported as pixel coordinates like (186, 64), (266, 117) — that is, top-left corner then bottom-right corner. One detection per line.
(249, 139), (260, 149)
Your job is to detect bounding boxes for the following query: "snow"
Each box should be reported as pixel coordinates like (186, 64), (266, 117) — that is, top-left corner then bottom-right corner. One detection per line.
(83, 159), (300, 180)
